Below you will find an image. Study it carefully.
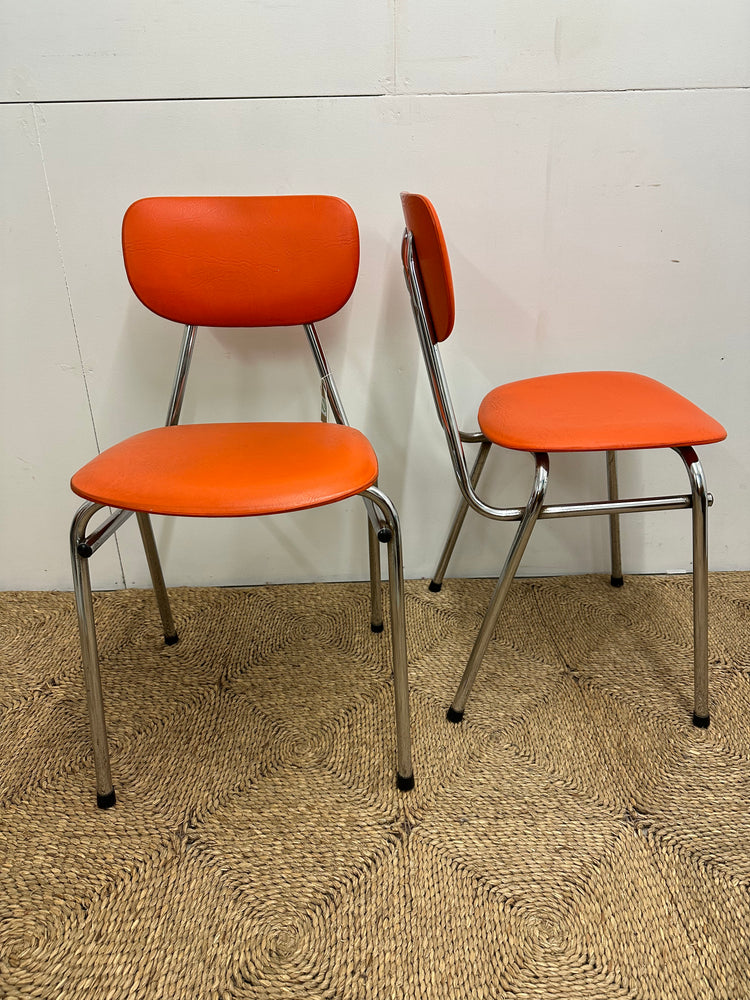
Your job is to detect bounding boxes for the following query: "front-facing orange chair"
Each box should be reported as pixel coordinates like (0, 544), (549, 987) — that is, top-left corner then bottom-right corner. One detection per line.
(70, 195), (413, 808)
(400, 192), (726, 729)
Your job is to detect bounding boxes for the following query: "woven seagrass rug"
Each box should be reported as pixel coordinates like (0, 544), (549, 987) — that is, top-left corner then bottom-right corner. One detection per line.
(1, 573), (748, 999)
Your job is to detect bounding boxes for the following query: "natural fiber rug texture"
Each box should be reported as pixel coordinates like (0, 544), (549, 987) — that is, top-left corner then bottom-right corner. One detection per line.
(1, 572), (749, 999)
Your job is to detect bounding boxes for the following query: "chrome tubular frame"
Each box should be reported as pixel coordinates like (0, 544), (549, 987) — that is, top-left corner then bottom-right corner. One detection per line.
(430, 439), (492, 592)
(71, 500), (182, 808)
(448, 453), (549, 721)
(71, 313), (412, 806)
(362, 492), (388, 632)
(166, 324), (198, 426)
(678, 446), (710, 726)
(367, 516), (384, 632)
(74, 323), (199, 641)
(136, 511), (178, 643)
(76, 506), (134, 558)
(71, 501), (116, 807)
(305, 322), (384, 630)
(304, 323), (349, 427)
(361, 485), (414, 788)
(70, 325), (203, 806)
(402, 227), (716, 728)
(606, 451), (624, 586)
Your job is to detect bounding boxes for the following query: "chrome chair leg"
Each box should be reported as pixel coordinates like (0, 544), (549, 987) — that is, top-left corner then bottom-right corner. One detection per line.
(71, 502), (116, 808)
(363, 486), (414, 789)
(606, 451), (624, 587)
(367, 517), (384, 633)
(677, 446), (710, 727)
(430, 440), (492, 591)
(136, 511), (178, 645)
(448, 453), (550, 723)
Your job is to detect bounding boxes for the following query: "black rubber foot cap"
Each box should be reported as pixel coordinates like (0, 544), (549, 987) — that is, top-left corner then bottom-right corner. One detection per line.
(397, 773), (415, 792)
(428, 580), (442, 593)
(610, 576), (624, 588)
(693, 713), (710, 729)
(446, 706), (464, 724)
(97, 789), (116, 809)
(164, 634), (179, 646)
(371, 622), (384, 634)
(377, 528), (392, 543)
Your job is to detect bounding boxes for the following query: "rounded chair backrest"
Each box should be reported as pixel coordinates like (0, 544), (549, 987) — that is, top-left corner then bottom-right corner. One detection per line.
(400, 193), (455, 343)
(122, 195), (360, 327)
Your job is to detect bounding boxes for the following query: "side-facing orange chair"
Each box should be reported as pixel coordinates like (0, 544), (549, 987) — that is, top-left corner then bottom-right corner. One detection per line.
(71, 195), (413, 808)
(400, 192), (726, 729)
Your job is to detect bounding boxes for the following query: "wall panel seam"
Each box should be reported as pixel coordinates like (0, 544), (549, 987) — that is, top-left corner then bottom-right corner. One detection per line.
(29, 104), (128, 588)
(2, 85), (748, 108)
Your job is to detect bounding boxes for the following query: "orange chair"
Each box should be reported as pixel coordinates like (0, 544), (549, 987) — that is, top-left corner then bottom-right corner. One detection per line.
(400, 192), (726, 728)
(71, 195), (413, 808)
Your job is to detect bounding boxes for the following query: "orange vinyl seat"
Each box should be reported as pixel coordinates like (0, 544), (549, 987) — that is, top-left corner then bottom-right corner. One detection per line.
(400, 191), (726, 731)
(72, 422), (379, 517)
(70, 195), (413, 809)
(477, 371), (726, 453)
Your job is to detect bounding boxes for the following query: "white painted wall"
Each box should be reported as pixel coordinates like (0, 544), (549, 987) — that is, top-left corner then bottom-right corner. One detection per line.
(2, 2), (748, 591)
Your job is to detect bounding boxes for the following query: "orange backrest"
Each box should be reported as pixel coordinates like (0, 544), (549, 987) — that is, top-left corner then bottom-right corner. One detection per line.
(122, 195), (360, 327)
(400, 193), (456, 343)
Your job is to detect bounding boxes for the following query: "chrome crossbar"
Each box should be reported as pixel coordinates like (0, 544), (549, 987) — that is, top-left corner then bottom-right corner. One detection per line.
(78, 507), (133, 557)
(539, 493), (703, 519)
(453, 491), (704, 525)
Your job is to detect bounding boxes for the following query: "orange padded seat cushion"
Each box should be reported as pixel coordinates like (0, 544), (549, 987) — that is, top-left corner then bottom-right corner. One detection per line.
(122, 196), (359, 327)
(478, 371), (727, 452)
(71, 423), (379, 517)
